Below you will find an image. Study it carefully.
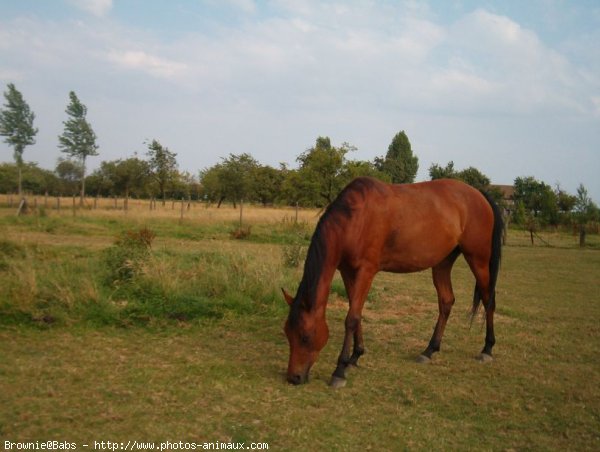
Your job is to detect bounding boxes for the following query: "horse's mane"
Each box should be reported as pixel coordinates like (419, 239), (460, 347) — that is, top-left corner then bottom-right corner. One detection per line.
(288, 178), (380, 325)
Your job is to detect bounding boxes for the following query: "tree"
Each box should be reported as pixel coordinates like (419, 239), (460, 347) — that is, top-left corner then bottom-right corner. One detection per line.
(296, 137), (351, 205)
(429, 161), (490, 190)
(556, 186), (577, 214)
(55, 158), (83, 195)
(218, 153), (260, 208)
(58, 91), (98, 205)
(199, 163), (226, 206)
(458, 167), (490, 191)
(0, 162), (58, 195)
(280, 166), (306, 207)
(375, 131), (419, 183)
(252, 165), (284, 206)
(146, 139), (178, 205)
(0, 83), (38, 196)
(428, 161), (456, 180)
(93, 157), (150, 208)
(342, 159), (389, 183)
(513, 176), (557, 225)
(574, 184), (600, 247)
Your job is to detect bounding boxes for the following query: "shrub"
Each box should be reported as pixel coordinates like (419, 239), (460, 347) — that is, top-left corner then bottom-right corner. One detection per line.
(104, 227), (156, 285)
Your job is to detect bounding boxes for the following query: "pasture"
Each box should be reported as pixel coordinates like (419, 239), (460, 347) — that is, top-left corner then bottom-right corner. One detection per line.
(1, 199), (599, 450)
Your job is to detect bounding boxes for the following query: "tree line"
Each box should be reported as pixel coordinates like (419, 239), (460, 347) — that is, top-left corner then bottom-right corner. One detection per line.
(1, 83), (598, 232)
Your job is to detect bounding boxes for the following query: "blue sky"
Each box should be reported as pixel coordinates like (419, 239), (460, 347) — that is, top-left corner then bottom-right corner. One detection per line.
(1, 0), (599, 200)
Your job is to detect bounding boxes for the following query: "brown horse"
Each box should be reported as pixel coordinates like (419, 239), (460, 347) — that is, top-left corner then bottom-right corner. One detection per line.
(283, 177), (503, 387)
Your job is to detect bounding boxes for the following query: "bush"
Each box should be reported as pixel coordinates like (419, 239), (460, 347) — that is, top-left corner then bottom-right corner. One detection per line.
(104, 227), (156, 285)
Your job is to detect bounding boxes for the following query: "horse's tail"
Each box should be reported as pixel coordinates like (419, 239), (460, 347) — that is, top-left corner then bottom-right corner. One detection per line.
(471, 192), (503, 320)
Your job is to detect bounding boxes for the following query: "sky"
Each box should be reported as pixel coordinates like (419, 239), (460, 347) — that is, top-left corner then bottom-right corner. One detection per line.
(1, 0), (599, 200)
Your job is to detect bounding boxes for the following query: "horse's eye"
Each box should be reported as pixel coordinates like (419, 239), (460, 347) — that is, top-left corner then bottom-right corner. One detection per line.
(300, 334), (310, 345)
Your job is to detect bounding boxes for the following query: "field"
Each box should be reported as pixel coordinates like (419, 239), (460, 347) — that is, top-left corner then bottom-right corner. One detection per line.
(1, 198), (599, 450)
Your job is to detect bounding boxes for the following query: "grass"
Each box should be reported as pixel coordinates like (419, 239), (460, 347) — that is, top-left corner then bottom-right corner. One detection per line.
(0, 202), (599, 450)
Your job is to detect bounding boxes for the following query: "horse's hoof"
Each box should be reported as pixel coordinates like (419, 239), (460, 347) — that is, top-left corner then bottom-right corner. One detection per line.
(477, 353), (493, 363)
(416, 354), (431, 364)
(329, 376), (347, 388)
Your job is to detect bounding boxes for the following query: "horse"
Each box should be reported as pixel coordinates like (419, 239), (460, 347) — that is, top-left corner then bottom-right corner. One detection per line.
(282, 177), (503, 387)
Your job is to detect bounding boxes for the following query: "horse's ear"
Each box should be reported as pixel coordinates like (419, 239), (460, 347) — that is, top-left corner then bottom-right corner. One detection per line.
(281, 288), (294, 306)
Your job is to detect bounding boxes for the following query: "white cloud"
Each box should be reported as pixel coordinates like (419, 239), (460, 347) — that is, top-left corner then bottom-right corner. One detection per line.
(107, 50), (188, 79)
(67, 0), (113, 17)
(436, 9), (596, 115)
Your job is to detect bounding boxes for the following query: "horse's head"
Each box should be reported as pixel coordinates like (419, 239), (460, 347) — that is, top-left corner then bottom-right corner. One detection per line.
(282, 289), (329, 385)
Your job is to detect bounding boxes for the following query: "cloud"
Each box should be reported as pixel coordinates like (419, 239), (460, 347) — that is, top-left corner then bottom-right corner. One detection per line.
(1, 2), (598, 201)
(427, 9), (597, 116)
(107, 50), (188, 79)
(67, 0), (113, 17)
(224, 0), (257, 14)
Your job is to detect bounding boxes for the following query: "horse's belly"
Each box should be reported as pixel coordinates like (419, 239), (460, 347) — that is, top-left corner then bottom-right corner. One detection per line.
(378, 236), (458, 273)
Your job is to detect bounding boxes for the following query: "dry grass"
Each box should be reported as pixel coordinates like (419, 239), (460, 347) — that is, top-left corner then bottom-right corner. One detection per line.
(0, 193), (321, 225)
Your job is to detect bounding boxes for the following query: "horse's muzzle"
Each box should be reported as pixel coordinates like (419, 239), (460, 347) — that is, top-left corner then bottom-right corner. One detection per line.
(287, 373), (309, 385)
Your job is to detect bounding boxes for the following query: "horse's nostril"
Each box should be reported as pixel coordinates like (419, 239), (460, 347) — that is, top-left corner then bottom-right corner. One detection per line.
(288, 374), (302, 385)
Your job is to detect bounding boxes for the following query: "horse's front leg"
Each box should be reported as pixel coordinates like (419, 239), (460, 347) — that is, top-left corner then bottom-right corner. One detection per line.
(348, 321), (365, 365)
(330, 267), (374, 388)
(331, 313), (362, 388)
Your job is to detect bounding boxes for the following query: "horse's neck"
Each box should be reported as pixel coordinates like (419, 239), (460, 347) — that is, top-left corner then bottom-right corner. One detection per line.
(302, 219), (344, 315)
(312, 245), (341, 316)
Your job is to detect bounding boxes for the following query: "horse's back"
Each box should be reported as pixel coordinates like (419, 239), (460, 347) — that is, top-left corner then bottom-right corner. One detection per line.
(337, 178), (494, 272)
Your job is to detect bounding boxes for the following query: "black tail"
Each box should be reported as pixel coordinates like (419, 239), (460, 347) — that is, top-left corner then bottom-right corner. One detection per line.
(472, 192), (503, 319)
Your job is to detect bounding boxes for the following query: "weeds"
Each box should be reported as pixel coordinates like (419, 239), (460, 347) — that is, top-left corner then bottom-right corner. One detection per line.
(282, 243), (305, 268)
(230, 225), (252, 240)
(0, 239), (25, 271)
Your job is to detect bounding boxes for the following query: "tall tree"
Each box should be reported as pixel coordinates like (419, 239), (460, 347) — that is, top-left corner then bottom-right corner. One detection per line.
(146, 139), (178, 205)
(0, 83), (38, 196)
(375, 131), (419, 183)
(58, 91), (98, 205)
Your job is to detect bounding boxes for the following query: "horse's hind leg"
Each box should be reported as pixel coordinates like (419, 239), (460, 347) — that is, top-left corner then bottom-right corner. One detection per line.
(465, 255), (495, 361)
(418, 249), (460, 363)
